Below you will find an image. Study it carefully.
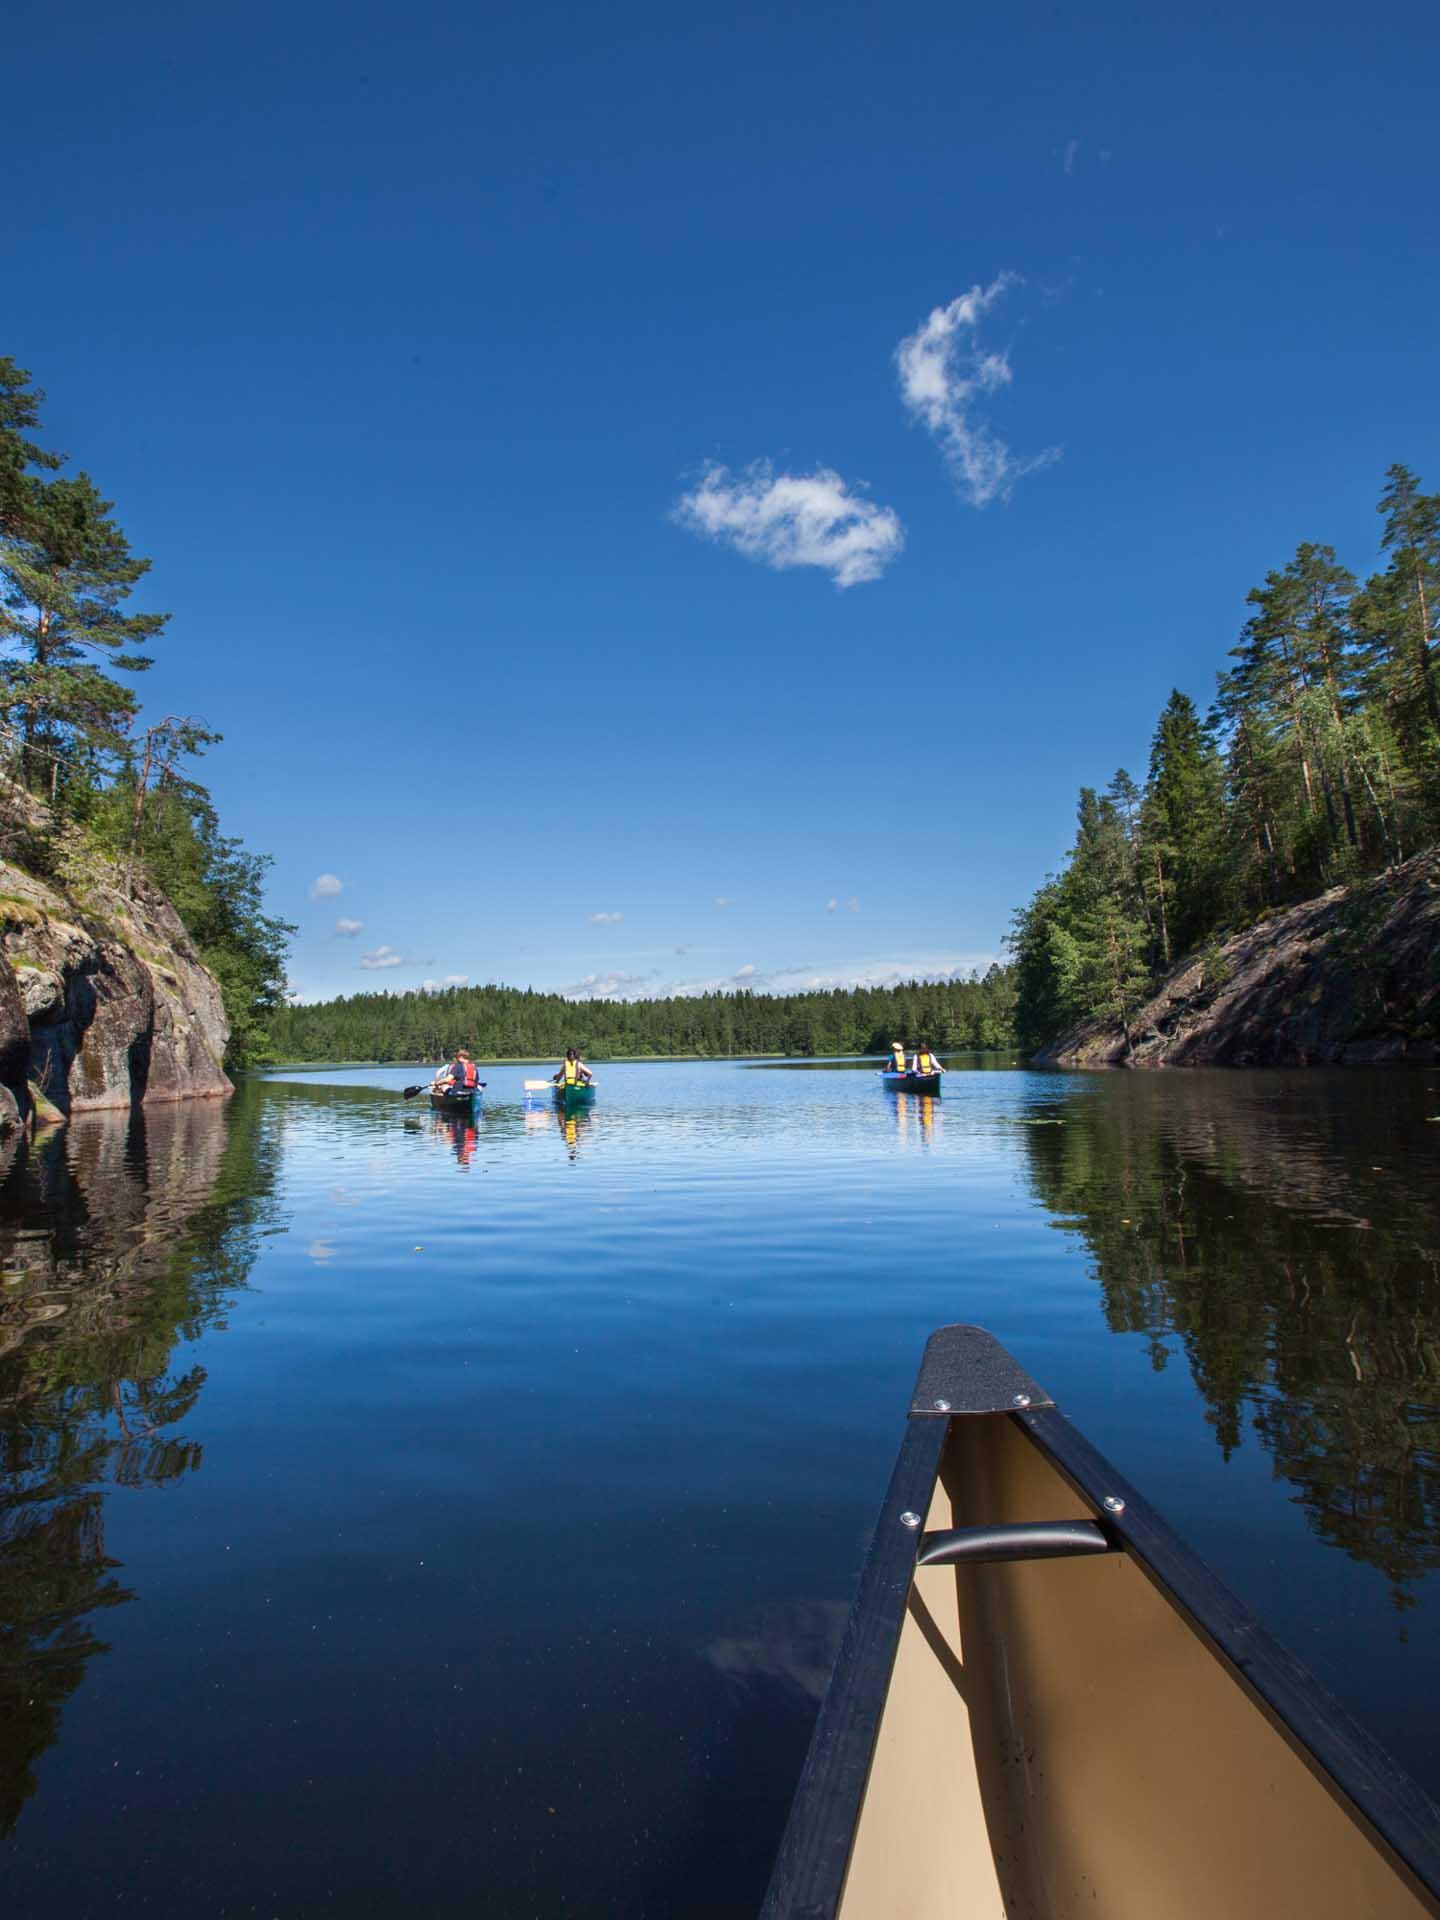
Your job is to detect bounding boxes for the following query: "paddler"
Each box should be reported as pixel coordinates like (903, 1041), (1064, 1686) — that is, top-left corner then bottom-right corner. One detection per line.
(887, 1040), (908, 1074)
(552, 1047), (594, 1088)
(438, 1048), (482, 1093)
(910, 1040), (944, 1076)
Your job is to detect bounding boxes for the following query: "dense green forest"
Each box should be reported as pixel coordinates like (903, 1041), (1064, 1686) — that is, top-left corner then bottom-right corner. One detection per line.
(0, 357), (291, 1062)
(1012, 465), (1440, 1053)
(267, 967), (1018, 1062)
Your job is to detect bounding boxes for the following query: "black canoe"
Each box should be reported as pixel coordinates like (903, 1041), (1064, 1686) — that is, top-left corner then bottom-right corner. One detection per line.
(762, 1325), (1440, 1920)
(880, 1070), (941, 1094)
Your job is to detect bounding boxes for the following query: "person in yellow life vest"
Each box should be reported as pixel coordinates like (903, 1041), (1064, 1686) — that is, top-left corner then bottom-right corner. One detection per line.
(552, 1047), (594, 1088)
(887, 1040), (908, 1075)
(910, 1040), (945, 1076)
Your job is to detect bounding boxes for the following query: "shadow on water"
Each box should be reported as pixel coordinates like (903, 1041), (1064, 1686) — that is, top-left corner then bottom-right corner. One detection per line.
(0, 1086), (280, 1836)
(1020, 1072), (1440, 1606)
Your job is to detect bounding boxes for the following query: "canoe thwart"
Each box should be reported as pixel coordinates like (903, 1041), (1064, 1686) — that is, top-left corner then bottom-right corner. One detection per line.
(916, 1518), (1113, 1567)
(909, 1323), (1054, 1417)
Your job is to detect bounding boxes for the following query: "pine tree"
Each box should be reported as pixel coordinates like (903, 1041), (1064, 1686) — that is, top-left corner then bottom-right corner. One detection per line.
(1375, 463), (1440, 748)
(0, 472), (168, 794)
(0, 356), (62, 539)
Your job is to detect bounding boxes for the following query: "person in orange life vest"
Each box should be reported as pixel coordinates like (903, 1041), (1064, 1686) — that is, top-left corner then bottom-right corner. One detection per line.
(909, 1040), (944, 1076)
(552, 1047), (594, 1087)
(443, 1049), (481, 1091)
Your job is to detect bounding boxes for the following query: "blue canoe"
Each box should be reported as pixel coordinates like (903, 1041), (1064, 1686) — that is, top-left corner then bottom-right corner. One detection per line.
(881, 1070), (942, 1095)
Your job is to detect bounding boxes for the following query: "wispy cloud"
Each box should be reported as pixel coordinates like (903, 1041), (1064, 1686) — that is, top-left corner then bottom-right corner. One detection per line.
(664, 953), (1001, 999)
(359, 945), (404, 970)
(825, 898), (838, 913)
(674, 944), (691, 955)
(846, 897), (860, 913)
(588, 910), (624, 925)
(335, 917), (363, 936)
(309, 873), (343, 900)
(734, 963), (756, 979)
(1062, 138), (1079, 175)
(673, 461), (904, 589)
(420, 975), (469, 991)
(714, 896), (734, 908)
(896, 275), (1059, 507)
(563, 970), (658, 999)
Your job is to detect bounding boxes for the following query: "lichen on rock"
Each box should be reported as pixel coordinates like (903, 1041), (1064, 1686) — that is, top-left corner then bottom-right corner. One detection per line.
(1036, 848), (1440, 1070)
(0, 825), (231, 1128)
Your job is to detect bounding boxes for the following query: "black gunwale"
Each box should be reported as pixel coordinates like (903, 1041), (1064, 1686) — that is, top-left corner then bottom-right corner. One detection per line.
(758, 1414), (945, 1919)
(759, 1324), (1440, 1920)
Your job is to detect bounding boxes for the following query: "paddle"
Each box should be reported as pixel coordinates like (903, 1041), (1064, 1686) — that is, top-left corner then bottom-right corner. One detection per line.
(402, 1081), (486, 1098)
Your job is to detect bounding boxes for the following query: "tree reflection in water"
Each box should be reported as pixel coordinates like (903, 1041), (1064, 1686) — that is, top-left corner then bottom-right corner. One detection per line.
(1020, 1072), (1440, 1606)
(0, 1086), (279, 1834)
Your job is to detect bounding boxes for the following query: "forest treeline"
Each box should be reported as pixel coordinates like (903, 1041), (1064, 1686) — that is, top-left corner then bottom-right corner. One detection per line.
(0, 358), (291, 1062)
(267, 967), (1018, 1062)
(1012, 465), (1440, 1053)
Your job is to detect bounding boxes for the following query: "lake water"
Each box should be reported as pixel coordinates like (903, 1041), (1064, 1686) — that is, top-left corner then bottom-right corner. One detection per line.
(2, 1058), (1439, 1916)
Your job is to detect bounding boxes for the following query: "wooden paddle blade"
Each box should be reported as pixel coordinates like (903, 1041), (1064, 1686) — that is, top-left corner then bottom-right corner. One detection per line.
(522, 1079), (551, 1090)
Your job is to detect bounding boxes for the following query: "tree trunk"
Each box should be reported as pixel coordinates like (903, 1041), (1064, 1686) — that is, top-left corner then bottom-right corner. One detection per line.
(1151, 849), (1172, 968)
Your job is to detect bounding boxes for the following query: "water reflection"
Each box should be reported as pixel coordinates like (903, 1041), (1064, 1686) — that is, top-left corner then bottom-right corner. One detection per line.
(520, 1094), (596, 1160)
(888, 1089), (939, 1146)
(0, 1091), (278, 1836)
(1020, 1073), (1440, 1604)
(433, 1109), (482, 1167)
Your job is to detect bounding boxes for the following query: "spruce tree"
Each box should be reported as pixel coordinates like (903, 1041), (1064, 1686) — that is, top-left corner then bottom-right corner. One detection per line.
(1144, 690), (1223, 958)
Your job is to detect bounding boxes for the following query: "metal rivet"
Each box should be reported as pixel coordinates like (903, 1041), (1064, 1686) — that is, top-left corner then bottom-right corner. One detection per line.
(933, 1398), (952, 1412)
(1103, 1495), (1126, 1515)
(899, 1510), (922, 1530)
(1012, 1392), (1031, 1408)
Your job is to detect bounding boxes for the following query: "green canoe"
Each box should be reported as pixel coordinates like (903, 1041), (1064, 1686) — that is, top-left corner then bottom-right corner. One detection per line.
(554, 1081), (597, 1107)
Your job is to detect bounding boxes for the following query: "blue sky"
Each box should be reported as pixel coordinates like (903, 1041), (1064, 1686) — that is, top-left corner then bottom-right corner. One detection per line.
(8, 1), (1437, 1003)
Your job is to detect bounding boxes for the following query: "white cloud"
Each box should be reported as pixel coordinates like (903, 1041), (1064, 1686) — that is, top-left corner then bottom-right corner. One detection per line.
(563, 970), (658, 999)
(420, 975), (469, 991)
(359, 945), (404, 970)
(588, 910), (624, 925)
(825, 898), (838, 913)
(1063, 138), (1079, 175)
(846, 897), (861, 913)
(550, 950), (1001, 1003)
(896, 276), (1060, 507)
(714, 897), (734, 908)
(672, 461), (904, 589)
(674, 944), (690, 955)
(309, 873), (343, 900)
(663, 953), (1001, 999)
(335, 917), (363, 936)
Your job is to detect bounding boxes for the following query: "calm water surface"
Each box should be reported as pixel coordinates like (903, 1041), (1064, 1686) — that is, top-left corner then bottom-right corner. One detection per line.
(2, 1058), (1439, 1916)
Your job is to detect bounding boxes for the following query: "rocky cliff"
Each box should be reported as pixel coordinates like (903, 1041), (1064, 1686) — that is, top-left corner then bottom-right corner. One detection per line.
(0, 788), (231, 1130)
(1036, 847), (1440, 1068)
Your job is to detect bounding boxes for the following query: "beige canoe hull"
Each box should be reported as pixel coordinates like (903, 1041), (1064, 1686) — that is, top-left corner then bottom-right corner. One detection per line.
(764, 1327), (1440, 1920)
